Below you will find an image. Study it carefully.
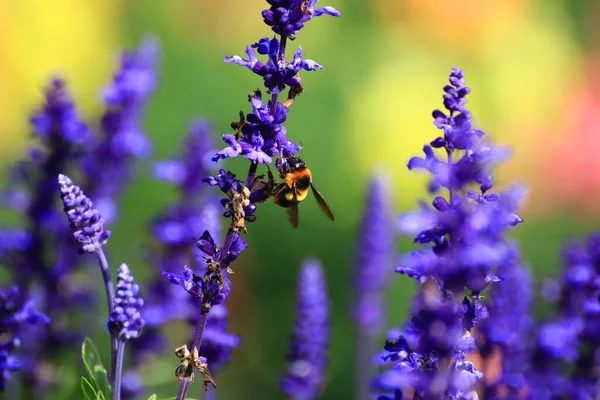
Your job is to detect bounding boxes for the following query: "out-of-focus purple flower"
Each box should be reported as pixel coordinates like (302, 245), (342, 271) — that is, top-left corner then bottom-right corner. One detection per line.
(537, 318), (583, 362)
(478, 249), (532, 395)
(261, 0), (341, 36)
(378, 68), (523, 399)
(376, 389), (403, 400)
(153, 120), (214, 196)
(0, 230), (32, 259)
(82, 38), (159, 223)
(108, 264), (145, 340)
(0, 287), (49, 391)
(0, 77), (97, 392)
(120, 371), (144, 399)
(30, 79), (92, 145)
(353, 175), (395, 335)
(199, 304), (241, 370)
(280, 259), (330, 399)
(525, 232), (600, 398)
(58, 174), (110, 254)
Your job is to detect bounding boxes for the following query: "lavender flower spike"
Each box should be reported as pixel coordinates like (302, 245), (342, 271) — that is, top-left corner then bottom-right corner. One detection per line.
(108, 263), (145, 340)
(109, 264), (144, 400)
(353, 174), (395, 333)
(376, 68), (521, 399)
(281, 259), (330, 400)
(353, 174), (395, 400)
(57, 173), (117, 379)
(58, 174), (111, 253)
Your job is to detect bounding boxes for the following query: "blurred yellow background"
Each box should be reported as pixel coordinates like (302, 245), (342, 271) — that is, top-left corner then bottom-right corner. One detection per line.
(2, 0), (600, 398)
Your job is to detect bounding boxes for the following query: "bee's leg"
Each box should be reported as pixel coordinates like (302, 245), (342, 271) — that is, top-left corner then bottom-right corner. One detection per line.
(266, 164), (276, 189)
(273, 182), (288, 194)
(276, 156), (287, 179)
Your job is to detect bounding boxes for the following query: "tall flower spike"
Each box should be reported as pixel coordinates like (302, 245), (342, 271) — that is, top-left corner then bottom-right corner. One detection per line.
(108, 264), (145, 340)
(82, 38), (159, 223)
(377, 68), (523, 399)
(281, 259), (330, 399)
(353, 175), (395, 400)
(353, 174), (395, 333)
(58, 174), (110, 254)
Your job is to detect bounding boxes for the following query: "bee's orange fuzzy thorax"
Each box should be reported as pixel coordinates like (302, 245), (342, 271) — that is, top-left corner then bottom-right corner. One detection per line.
(284, 168), (312, 188)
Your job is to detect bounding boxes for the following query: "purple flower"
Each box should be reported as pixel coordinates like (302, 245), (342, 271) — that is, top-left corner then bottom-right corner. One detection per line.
(261, 0), (341, 36)
(280, 259), (330, 399)
(0, 77), (97, 392)
(204, 169), (260, 224)
(0, 340), (22, 392)
(377, 389), (403, 400)
(58, 174), (110, 253)
(478, 249), (532, 395)
(429, 67), (482, 151)
(0, 287), (49, 391)
(153, 120), (215, 196)
(128, 121), (234, 394)
(378, 68), (522, 399)
(162, 266), (231, 310)
(82, 38), (159, 223)
(353, 174), (395, 334)
(524, 232), (600, 397)
(225, 39), (323, 94)
(213, 90), (298, 164)
(162, 230), (244, 313)
(199, 304), (241, 370)
(30, 79), (92, 145)
(108, 264), (145, 340)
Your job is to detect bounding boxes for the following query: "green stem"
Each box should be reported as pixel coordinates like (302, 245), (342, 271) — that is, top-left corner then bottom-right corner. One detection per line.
(112, 339), (126, 400)
(95, 247), (117, 381)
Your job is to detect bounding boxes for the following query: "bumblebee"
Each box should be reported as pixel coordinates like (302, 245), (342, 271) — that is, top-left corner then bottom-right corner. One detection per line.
(267, 156), (334, 228)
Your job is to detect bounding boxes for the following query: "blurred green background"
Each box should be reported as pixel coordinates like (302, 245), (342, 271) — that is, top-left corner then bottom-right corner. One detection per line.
(2, 0), (600, 398)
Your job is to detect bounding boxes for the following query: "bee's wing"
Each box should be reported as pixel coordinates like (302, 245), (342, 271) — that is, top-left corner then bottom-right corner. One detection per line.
(310, 181), (334, 221)
(287, 203), (299, 228)
(287, 184), (299, 228)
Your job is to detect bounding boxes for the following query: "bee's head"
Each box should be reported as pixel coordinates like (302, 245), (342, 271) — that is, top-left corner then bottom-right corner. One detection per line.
(287, 157), (306, 172)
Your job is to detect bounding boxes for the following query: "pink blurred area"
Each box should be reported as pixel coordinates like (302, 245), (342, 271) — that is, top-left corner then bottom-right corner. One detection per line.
(538, 54), (600, 217)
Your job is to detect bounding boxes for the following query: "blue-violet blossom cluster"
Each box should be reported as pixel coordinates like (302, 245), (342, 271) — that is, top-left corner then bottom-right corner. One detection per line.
(377, 67), (525, 400)
(281, 259), (330, 400)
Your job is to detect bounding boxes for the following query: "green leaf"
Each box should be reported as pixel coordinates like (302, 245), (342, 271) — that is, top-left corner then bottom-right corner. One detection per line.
(146, 395), (157, 400)
(80, 377), (97, 400)
(81, 338), (112, 399)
